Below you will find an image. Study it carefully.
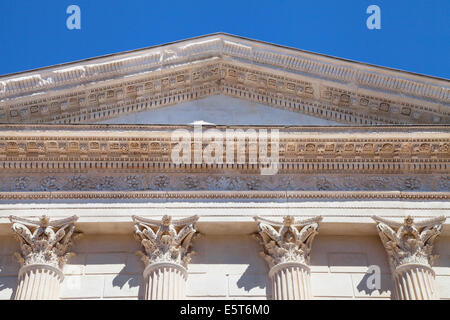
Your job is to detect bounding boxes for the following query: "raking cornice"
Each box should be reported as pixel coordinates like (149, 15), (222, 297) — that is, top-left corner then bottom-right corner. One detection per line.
(0, 34), (449, 125)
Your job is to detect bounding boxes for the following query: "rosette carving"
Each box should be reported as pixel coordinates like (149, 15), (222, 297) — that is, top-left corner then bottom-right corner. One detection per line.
(132, 215), (199, 268)
(372, 215), (446, 270)
(9, 215), (81, 270)
(254, 215), (322, 268)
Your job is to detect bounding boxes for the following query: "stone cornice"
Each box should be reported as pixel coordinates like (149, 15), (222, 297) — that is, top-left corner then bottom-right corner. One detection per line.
(0, 34), (448, 125)
(1, 34), (448, 101)
(0, 126), (448, 182)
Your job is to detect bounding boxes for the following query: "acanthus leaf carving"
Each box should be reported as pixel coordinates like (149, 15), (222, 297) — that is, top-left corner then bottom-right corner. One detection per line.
(372, 215), (446, 270)
(132, 215), (199, 269)
(254, 215), (322, 268)
(9, 215), (81, 270)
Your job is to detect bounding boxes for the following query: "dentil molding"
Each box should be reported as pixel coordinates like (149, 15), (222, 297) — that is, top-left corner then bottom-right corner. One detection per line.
(0, 34), (448, 125)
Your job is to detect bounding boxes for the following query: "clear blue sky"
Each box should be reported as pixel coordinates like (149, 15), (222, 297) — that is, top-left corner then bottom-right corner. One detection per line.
(0, 0), (449, 78)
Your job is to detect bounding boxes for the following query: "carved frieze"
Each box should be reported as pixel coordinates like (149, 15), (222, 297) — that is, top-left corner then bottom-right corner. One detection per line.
(0, 174), (449, 193)
(0, 126), (448, 175)
(0, 126), (448, 199)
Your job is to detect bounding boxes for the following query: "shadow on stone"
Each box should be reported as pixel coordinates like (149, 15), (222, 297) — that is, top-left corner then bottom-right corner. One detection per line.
(112, 265), (145, 299)
(0, 277), (17, 299)
(356, 271), (392, 298)
(236, 265), (269, 296)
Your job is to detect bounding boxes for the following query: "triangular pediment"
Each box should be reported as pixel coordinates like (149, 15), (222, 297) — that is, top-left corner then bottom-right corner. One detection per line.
(98, 95), (341, 125)
(0, 33), (448, 125)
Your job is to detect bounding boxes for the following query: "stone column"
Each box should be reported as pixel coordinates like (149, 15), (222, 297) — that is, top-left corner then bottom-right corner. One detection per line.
(132, 215), (198, 300)
(254, 215), (322, 300)
(9, 215), (80, 300)
(372, 215), (446, 300)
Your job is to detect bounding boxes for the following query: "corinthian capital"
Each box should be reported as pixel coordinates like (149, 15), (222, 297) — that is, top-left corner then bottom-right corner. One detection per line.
(253, 216), (322, 268)
(372, 215), (446, 270)
(9, 215), (80, 270)
(132, 215), (199, 268)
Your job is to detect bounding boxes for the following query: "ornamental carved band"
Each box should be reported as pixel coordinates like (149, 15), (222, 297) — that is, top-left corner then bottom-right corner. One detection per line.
(9, 215), (80, 270)
(132, 215), (199, 269)
(372, 215), (446, 270)
(253, 216), (323, 268)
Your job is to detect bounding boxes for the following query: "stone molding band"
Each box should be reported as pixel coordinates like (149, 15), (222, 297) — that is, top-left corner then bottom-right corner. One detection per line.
(18, 264), (64, 282)
(143, 262), (188, 280)
(394, 263), (435, 276)
(15, 264), (65, 300)
(268, 261), (310, 279)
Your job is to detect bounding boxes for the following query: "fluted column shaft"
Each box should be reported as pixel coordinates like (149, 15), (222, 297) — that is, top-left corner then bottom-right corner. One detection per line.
(132, 215), (198, 300)
(269, 262), (311, 300)
(393, 264), (437, 300)
(372, 215), (445, 300)
(254, 215), (322, 300)
(15, 264), (64, 300)
(143, 262), (187, 300)
(9, 215), (80, 300)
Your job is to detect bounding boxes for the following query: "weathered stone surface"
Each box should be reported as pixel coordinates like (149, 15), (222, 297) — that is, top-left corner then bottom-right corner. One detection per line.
(373, 215), (446, 300)
(0, 34), (449, 301)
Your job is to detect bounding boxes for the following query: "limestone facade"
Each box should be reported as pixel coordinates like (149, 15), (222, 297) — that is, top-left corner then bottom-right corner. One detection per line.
(0, 34), (448, 300)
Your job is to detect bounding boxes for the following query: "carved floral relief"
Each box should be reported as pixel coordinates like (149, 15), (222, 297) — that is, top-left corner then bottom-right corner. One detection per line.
(132, 215), (199, 268)
(9, 215), (81, 270)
